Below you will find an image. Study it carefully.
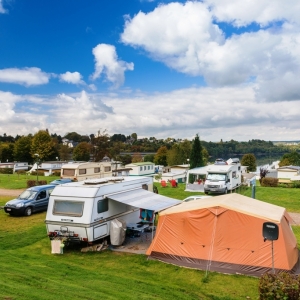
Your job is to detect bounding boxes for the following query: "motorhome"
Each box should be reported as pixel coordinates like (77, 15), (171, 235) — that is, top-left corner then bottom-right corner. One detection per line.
(60, 161), (112, 181)
(45, 176), (180, 245)
(204, 158), (242, 194)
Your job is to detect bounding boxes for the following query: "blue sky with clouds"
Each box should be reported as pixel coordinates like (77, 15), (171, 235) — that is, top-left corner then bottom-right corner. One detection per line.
(1, 0), (300, 141)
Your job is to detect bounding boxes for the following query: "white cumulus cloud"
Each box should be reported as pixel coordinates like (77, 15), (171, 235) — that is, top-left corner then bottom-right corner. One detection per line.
(0, 0), (7, 13)
(59, 71), (85, 85)
(0, 67), (50, 86)
(121, 1), (300, 102)
(91, 44), (134, 89)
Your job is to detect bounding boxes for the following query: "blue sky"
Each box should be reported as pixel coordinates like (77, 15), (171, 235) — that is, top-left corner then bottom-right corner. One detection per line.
(1, 0), (300, 141)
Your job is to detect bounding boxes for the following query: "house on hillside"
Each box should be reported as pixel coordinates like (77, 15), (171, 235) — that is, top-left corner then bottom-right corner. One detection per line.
(125, 162), (155, 176)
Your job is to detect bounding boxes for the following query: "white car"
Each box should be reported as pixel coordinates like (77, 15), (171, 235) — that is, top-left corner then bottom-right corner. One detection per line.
(182, 195), (212, 202)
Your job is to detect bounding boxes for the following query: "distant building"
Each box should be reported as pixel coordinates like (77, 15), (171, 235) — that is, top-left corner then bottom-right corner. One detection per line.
(125, 162), (155, 176)
(0, 162), (29, 173)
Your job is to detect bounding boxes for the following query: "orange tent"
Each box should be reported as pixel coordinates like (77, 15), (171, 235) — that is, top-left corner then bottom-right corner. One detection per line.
(147, 194), (299, 276)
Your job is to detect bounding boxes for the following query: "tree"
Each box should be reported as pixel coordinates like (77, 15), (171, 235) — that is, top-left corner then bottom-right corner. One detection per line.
(144, 154), (155, 163)
(189, 134), (204, 169)
(241, 153), (257, 172)
(117, 154), (132, 165)
(154, 146), (168, 166)
(132, 152), (143, 163)
(31, 130), (56, 161)
(58, 144), (71, 161)
(73, 142), (92, 161)
(91, 129), (111, 161)
(0, 142), (14, 162)
(259, 167), (269, 184)
(13, 135), (33, 163)
(279, 151), (300, 167)
(64, 132), (82, 142)
(131, 133), (137, 140)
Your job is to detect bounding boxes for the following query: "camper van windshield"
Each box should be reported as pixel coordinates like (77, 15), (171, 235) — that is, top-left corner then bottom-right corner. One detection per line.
(53, 200), (84, 217)
(207, 173), (227, 181)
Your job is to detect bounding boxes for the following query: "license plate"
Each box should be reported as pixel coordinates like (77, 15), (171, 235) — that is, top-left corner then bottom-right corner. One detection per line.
(6, 208), (11, 211)
(211, 189), (216, 192)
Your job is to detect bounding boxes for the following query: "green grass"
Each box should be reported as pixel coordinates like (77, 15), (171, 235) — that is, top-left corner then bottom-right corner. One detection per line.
(0, 198), (260, 300)
(0, 173), (59, 189)
(1, 181), (300, 299)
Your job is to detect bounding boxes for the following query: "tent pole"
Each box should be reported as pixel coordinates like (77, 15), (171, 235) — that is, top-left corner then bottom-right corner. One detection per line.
(272, 240), (275, 274)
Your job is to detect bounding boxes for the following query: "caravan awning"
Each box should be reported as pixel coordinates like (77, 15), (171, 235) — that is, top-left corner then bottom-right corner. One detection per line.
(106, 189), (181, 212)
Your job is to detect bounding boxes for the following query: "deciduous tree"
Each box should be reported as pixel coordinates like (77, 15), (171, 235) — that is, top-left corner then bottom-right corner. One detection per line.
(73, 142), (92, 161)
(31, 130), (56, 161)
(13, 135), (32, 163)
(154, 146), (168, 166)
(241, 153), (257, 172)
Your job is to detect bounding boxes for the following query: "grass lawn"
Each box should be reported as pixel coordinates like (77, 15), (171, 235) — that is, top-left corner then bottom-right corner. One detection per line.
(0, 173), (59, 189)
(1, 179), (300, 299)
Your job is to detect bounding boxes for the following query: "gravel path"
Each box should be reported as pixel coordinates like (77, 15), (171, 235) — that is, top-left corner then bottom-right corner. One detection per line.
(0, 188), (25, 197)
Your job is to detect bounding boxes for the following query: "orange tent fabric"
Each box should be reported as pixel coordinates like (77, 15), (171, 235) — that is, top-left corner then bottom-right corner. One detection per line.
(147, 194), (299, 276)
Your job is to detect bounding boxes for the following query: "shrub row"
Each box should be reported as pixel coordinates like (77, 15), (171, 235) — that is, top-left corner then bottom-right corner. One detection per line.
(0, 168), (13, 174)
(259, 272), (300, 300)
(27, 180), (48, 188)
(261, 177), (278, 187)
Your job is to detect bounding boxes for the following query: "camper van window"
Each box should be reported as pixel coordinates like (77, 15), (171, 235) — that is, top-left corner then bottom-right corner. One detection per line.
(140, 167), (142, 171)
(94, 167), (100, 173)
(53, 200), (84, 217)
(207, 173), (227, 181)
(63, 169), (75, 176)
(79, 169), (86, 175)
(97, 199), (108, 213)
(232, 171), (237, 178)
(104, 166), (111, 172)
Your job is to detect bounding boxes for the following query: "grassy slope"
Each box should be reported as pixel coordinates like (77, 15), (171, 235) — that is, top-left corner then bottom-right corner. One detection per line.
(1, 180), (300, 299)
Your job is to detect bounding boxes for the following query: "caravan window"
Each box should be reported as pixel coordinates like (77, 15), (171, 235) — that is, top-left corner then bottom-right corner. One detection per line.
(94, 167), (100, 173)
(63, 169), (75, 176)
(53, 200), (84, 217)
(79, 169), (86, 175)
(104, 166), (111, 172)
(97, 199), (108, 213)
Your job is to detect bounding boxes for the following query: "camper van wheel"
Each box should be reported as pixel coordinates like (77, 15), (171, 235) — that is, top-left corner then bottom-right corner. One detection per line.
(224, 188), (228, 194)
(24, 207), (32, 216)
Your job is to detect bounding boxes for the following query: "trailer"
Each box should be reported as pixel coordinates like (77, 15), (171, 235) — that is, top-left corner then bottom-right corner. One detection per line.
(204, 158), (242, 194)
(60, 161), (112, 181)
(45, 176), (180, 245)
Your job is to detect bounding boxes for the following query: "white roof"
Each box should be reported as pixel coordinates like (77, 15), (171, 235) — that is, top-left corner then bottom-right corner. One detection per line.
(160, 193), (288, 223)
(107, 189), (181, 212)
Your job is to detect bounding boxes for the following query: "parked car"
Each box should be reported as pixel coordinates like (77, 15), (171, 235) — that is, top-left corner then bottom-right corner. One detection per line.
(50, 178), (73, 185)
(182, 195), (212, 202)
(4, 184), (56, 216)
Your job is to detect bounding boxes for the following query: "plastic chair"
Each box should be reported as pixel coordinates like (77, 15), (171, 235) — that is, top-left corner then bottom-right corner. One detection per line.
(161, 180), (167, 187)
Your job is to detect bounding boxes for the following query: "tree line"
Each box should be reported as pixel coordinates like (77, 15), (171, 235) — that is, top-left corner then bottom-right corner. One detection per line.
(0, 130), (299, 168)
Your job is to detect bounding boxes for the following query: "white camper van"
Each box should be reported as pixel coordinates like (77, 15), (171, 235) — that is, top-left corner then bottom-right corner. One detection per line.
(60, 161), (112, 181)
(204, 158), (242, 194)
(45, 176), (180, 245)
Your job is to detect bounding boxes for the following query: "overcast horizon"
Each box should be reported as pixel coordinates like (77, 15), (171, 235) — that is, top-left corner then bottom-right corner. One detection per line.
(1, 0), (300, 142)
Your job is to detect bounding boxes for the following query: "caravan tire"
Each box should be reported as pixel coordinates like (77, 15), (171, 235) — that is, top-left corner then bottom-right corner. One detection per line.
(24, 207), (32, 216)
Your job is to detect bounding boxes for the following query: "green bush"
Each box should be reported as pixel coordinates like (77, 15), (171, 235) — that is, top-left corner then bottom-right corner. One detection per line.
(259, 272), (300, 300)
(292, 181), (300, 189)
(15, 170), (27, 175)
(27, 180), (48, 187)
(0, 168), (13, 174)
(261, 177), (278, 187)
(30, 170), (45, 176)
(52, 170), (61, 176)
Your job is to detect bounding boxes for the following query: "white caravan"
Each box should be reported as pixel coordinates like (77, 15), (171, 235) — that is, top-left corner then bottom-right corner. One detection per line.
(204, 158), (242, 194)
(45, 176), (180, 244)
(60, 161), (112, 181)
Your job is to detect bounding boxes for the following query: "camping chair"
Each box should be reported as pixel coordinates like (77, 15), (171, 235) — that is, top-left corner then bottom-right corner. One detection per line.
(161, 180), (167, 188)
(171, 179), (177, 188)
